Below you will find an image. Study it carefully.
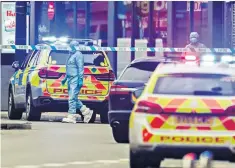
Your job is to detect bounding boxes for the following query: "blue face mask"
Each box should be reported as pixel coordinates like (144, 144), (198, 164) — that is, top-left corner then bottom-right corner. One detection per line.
(190, 37), (198, 44)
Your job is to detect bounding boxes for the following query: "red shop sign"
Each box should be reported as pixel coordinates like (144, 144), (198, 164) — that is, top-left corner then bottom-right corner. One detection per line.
(48, 2), (55, 20)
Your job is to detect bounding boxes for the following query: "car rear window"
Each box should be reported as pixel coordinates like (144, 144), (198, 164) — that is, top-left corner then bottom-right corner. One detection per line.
(153, 73), (235, 96)
(119, 62), (160, 81)
(48, 50), (108, 67)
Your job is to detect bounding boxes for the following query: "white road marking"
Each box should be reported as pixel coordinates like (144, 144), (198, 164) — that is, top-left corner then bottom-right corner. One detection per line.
(118, 159), (129, 162)
(14, 166), (41, 168)
(68, 161), (93, 165)
(10, 159), (129, 168)
(94, 160), (120, 164)
(41, 163), (67, 167)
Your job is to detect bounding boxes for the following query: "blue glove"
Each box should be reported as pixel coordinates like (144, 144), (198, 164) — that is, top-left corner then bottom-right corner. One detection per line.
(78, 79), (83, 88)
(61, 75), (67, 85)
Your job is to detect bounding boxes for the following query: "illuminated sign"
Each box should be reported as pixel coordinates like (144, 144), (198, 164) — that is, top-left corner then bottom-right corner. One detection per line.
(48, 2), (55, 20)
(136, 1), (207, 15)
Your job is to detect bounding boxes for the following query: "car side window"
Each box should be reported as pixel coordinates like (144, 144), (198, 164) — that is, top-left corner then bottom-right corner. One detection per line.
(21, 50), (34, 69)
(32, 51), (41, 66)
(35, 50), (47, 65)
(27, 51), (39, 68)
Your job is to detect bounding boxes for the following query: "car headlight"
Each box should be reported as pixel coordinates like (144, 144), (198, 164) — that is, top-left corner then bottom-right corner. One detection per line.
(201, 55), (215, 62)
(221, 55), (233, 62)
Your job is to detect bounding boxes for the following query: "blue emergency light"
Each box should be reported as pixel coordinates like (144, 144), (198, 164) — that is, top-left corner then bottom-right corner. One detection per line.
(72, 39), (94, 46)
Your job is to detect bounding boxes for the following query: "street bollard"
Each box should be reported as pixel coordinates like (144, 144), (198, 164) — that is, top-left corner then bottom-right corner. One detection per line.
(182, 153), (197, 168)
(198, 151), (213, 168)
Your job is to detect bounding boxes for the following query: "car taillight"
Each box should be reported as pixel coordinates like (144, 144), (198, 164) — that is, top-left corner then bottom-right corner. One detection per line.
(47, 70), (62, 79)
(38, 68), (62, 79)
(38, 68), (47, 78)
(110, 85), (129, 95)
(135, 100), (163, 114)
(95, 70), (115, 81)
(224, 105), (235, 115)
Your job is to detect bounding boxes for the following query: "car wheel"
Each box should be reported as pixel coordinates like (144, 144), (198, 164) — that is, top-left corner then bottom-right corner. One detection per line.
(130, 149), (161, 168)
(8, 88), (23, 120)
(25, 90), (41, 121)
(81, 110), (96, 123)
(112, 127), (128, 143)
(99, 104), (109, 124)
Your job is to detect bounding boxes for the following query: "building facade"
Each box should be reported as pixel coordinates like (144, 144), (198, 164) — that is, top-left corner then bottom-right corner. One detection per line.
(30, 1), (235, 73)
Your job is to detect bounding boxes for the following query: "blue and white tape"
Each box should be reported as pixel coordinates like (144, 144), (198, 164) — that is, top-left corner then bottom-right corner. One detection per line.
(0, 45), (235, 53)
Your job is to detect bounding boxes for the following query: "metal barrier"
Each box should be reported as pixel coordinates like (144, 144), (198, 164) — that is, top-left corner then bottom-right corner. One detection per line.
(1, 45), (235, 53)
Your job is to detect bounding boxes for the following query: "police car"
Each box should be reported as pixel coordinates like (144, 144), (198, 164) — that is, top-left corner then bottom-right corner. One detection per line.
(8, 37), (115, 123)
(129, 55), (235, 168)
(109, 57), (181, 143)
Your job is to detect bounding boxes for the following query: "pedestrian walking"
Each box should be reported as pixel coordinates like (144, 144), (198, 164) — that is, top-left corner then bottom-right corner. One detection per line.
(61, 40), (93, 124)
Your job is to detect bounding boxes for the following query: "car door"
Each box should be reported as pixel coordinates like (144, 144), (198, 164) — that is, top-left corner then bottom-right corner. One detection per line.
(14, 51), (34, 105)
(16, 51), (40, 105)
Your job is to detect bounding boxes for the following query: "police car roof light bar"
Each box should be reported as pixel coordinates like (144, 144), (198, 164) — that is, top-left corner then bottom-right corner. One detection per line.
(41, 37), (98, 46)
(42, 36), (57, 42)
(68, 38), (98, 46)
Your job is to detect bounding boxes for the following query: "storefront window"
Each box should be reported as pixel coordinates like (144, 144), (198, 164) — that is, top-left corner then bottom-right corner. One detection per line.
(64, 1), (73, 37)
(173, 1), (190, 48)
(117, 1), (132, 38)
(65, 1), (86, 38)
(136, 1), (149, 39)
(193, 1), (208, 46)
(89, 1), (108, 46)
(38, 1), (51, 42)
(173, 1), (208, 47)
(154, 1), (168, 46)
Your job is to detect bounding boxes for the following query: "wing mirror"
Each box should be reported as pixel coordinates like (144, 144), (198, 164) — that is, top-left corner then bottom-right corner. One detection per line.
(12, 61), (20, 70)
(133, 87), (145, 99)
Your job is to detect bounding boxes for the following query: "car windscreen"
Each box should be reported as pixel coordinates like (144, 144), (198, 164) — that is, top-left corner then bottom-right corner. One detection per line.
(119, 62), (160, 81)
(153, 73), (235, 96)
(48, 50), (108, 67)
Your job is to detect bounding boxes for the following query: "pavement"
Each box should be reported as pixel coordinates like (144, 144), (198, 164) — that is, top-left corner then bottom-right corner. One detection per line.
(1, 111), (235, 168)
(1, 119), (32, 130)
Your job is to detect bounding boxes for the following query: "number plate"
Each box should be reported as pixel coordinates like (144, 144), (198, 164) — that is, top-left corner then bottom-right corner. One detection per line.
(173, 116), (214, 126)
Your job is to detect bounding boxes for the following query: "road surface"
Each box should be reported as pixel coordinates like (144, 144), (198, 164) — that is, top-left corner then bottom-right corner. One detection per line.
(1, 112), (235, 168)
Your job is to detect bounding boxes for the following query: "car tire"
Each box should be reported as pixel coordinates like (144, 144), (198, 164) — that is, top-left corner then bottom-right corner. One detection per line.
(230, 154), (235, 163)
(130, 149), (161, 168)
(8, 88), (23, 120)
(99, 104), (109, 124)
(25, 89), (41, 121)
(112, 128), (128, 143)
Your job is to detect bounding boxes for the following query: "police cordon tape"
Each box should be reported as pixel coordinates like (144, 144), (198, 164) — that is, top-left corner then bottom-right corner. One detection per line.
(1, 45), (235, 53)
